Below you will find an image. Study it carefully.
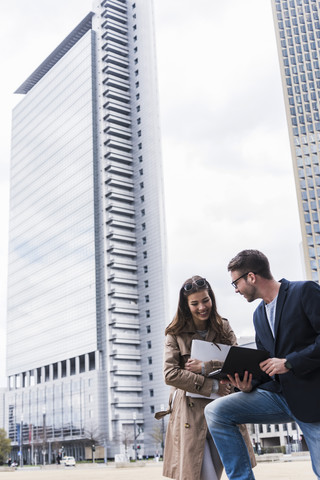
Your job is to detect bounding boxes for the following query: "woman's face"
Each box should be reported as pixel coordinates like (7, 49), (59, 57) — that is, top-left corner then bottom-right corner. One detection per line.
(187, 289), (212, 328)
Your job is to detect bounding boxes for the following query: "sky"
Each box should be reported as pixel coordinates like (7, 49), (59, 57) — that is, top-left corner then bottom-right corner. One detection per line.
(0, 0), (304, 386)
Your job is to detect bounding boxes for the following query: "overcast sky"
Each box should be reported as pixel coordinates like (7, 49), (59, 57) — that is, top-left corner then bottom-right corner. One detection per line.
(0, 0), (304, 386)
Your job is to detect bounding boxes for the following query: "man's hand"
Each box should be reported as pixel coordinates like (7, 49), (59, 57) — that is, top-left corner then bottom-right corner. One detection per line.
(260, 358), (289, 376)
(224, 371), (253, 393)
(185, 358), (202, 374)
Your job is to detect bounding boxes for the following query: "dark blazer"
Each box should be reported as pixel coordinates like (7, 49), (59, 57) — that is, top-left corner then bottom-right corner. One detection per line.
(253, 278), (320, 423)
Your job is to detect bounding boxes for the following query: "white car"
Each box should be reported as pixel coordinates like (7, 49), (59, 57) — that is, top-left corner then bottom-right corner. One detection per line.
(61, 456), (76, 467)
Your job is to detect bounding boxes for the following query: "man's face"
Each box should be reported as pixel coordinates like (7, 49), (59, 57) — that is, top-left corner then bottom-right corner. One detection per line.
(230, 270), (258, 303)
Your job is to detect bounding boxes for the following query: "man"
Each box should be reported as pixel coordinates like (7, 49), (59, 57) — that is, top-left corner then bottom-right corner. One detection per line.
(204, 249), (320, 480)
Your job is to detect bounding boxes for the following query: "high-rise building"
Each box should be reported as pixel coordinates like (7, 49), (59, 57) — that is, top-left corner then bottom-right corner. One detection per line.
(6, 0), (168, 462)
(271, 0), (320, 281)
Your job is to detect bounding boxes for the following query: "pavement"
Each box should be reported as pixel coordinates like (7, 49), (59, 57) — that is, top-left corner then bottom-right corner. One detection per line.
(0, 457), (316, 479)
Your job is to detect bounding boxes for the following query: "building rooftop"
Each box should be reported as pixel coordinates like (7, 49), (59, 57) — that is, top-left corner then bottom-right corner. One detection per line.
(14, 12), (94, 94)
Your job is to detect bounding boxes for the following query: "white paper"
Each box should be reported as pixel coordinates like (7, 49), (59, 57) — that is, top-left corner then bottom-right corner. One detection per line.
(186, 339), (231, 399)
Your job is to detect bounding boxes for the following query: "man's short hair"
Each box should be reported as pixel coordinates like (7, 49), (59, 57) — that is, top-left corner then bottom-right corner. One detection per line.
(227, 249), (273, 280)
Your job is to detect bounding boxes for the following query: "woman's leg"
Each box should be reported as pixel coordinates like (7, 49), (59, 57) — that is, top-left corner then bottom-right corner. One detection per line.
(200, 435), (222, 480)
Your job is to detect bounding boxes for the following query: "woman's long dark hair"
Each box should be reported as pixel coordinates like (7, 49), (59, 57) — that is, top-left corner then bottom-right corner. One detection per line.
(165, 275), (224, 337)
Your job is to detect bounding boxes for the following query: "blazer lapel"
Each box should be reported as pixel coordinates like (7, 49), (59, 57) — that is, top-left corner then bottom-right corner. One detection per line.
(261, 305), (275, 354)
(274, 279), (289, 340)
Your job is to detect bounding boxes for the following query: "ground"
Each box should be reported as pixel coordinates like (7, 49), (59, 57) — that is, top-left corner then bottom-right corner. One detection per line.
(0, 456), (315, 480)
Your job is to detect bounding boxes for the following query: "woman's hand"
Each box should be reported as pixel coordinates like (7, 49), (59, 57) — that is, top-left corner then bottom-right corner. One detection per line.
(218, 382), (232, 396)
(185, 358), (202, 374)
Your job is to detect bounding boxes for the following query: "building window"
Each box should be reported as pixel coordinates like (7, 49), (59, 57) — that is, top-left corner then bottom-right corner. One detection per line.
(142, 237), (146, 245)
(70, 357), (76, 375)
(53, 363), (58, 380)
(147, 340), (152, 349)
(150, 405), (155, 414)
(89, 352), (96, 371)
(61, 361), (67, 378)
(143, 250), (147, 258)
(141, 209), (145, 216)
(149, 373), (153, 381)
(145, 295), (150, 303)
(144, 280), (149, 287)
(146, 325), (151, 333)
(143, 265), (148, 273)
(142, 222), (146, 230)
(146, 309), (150, 318)
(45, 365), (50, 382)
(139, 155), (143, 162)
(140, 195), (144, 203)
(80, 355), (85, 373)
(149, 389), (154, 397)
(148, 356), (152, 365)
(139, 168), (143, 175)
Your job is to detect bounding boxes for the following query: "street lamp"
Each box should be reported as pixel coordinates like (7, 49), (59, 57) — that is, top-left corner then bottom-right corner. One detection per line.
(20, 415), (23, 468)
(160, 405), (165, 460)
(133, 413), (137, 461)
(42, 408), (46, 466)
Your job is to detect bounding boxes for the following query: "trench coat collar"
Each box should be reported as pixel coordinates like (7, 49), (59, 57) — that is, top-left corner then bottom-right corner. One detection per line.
(180, 318), (222, 343)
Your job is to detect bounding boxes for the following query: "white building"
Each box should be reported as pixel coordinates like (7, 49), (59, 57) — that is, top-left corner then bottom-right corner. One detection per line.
(6, 0), (168, 462)
(271, 0), (320, 281)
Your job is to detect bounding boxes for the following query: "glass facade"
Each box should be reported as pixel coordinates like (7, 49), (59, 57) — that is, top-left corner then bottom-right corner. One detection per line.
(6, 0), (168, 462)
(272, 0), (320, 281)
(8, 30), (97, 374)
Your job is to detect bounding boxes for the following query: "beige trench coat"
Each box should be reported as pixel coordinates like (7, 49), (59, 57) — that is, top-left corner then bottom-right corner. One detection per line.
(159, 318), (256, 480)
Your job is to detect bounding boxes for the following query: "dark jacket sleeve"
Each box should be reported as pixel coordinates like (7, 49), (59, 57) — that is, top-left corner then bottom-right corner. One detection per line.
(286, 281), (320, 376)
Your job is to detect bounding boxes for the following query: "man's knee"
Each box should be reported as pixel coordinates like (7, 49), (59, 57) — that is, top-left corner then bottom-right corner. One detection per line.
(204, 399), (220, 423)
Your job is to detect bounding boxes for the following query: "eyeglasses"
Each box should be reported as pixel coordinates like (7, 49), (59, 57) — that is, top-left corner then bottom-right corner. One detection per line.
(183, 278), (207, 292)
(231, 272), (255, 289)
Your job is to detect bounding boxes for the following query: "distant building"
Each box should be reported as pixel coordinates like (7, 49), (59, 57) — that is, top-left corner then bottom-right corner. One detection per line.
(6, 0), (168, 462)
(271, 0), (320, 281)
(247, 421), (307, 454)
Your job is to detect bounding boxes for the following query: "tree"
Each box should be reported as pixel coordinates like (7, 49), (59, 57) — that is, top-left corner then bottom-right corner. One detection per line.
(0, 429), (11, 465)
(121, 427), (134, 456)
(150, 424), (163, 449)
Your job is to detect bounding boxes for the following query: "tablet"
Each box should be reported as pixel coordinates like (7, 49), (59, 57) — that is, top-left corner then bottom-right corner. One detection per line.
(208, 346), (269, 380)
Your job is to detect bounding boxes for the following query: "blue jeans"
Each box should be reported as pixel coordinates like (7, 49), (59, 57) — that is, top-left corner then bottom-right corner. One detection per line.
(204, 388), (320, 480)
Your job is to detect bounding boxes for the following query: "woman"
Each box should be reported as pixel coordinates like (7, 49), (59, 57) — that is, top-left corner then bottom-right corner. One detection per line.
(157, 276), (256, 480)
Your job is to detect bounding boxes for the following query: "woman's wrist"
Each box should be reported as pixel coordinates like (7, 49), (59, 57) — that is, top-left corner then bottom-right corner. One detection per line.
(211, 379), (219, 393)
